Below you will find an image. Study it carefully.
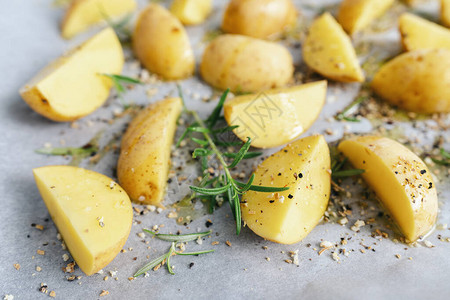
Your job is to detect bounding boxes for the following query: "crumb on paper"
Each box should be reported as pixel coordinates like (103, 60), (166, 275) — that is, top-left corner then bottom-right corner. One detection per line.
(13, 263), (20, 270)
(99, 290), (109, 297)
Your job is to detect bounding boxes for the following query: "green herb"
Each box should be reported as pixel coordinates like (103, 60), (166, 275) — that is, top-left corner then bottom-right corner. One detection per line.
(431, 148), (450, 166)
(134, 231), (214, 277)
(100, 74), (142, 105)
(335, 96), (368, 122)
(35, 146), (97, 156)
(331, 153), (365, 179)
(101, 11), (133, 42)
(177, 86), (289, 234)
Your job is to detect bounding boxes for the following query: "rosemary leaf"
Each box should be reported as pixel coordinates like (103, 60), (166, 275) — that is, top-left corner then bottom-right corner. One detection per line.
(191, 138), (209, 146)
(223, 151), (262, 159)
(143, 229), (212, 243)
(175, 249), (215, 256)
(234, 174), (255, 193)
(133, 253), (168, 277)
(233, 181), (289, 193)
(431, 158), (450, 166)
(206, 89), (230, 128)
(335, 96), (367, 122)
(192, 148), (212, 158)
(332, 169), (365, 178)
(35, 146), (97, 156)
(166, 243), (176, 275)
(440, 148), (450, 160)
(228, 137), (252, 168)
(190, 185), (231, 195)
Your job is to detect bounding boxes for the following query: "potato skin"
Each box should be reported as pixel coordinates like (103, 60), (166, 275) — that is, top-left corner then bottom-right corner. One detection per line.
(442, 0), (450, 27)
(117, 97), (182, 204)
(222, 0), (297, 39)
(170, 0), (212, 25)
(371, 49), (450, 113)
(133, 4), (194, 80)
(200, 34), (293, 93)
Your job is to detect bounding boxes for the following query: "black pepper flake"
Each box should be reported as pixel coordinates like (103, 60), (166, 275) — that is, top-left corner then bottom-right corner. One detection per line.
(269, 200), (275, 203)
(278, 173), (282, 176)
(428, 182), (433, 189)
(298, 173), (303, 178)
(420, 170), (426, 175)
(189, 262), (194, 269)
(288, 194), (293, 199)
(205, 220), (213, 228)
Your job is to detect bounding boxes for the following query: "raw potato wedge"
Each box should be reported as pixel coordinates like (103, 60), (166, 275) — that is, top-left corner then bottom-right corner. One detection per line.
(242, 135), (331, 244)
(371, 49), (450, 113)
(443, 0), (450, 27)
(117, 97), (182, 204)
(223, 81), (327, 149)
(61, 0), (137, 39)
(200, 34), (293, 93)
(170, 0), (212, 25)
(33, 166), (133, 276)
(400, 13), (450, 51)
(20, 28), (123, 122)
(337, 0), (394, 35)
(303, 13), (364, 82)
(133, 4), (195, 80)
(222, 0), (297, 39)
(338, 136), (438, 242)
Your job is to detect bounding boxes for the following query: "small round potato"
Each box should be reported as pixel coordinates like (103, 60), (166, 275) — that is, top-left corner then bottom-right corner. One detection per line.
(222, 0), (297, 39)
(371, 49), (450, 113)
(133, 4), (194, 80)
(200, 34), (293, 93)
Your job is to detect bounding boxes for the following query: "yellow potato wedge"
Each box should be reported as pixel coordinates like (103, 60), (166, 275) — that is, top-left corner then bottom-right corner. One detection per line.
(117, 97), (182, 204)
(371, 49), (450, 113)
(33, 166), (133, 275)
(133, 4), (195, 80)
(442, 0), (450, 27)
(242, 135), (331, 244)
(20, 28), (123, 122)
(338, 136), (438, 242)
(224, 81), (327, 149)
(337, 0), (394, 35)
(400, 13), (450, 51)
(200, 34), (293, 93)
(61, 0), (136, 39)
(222, 0), (297, 39)
(303, 13), (364, 83)
(170, 0), (212, 25)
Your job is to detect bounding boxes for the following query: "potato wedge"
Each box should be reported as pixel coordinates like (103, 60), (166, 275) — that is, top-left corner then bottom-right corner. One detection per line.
(20, 28), (123, 122)
(337, 0), (394, 35)
(200, 34), (293, 93)
(61, 0), (137, 39)
(117, 97), (182, 204)
(442, 0), (450, 27)
(400, 13), (450, 51)
(224, 81), (327, 149)
(303, 13), (364, 83)
(170, 0), (212, 25)
(133, 4), (195, 80)
(242, 135), (331, 244)
(222, 0), (297, 39)
(338, 136), (437, 242)
(33, 166), (133, 275)
(371, 49), (450, 113)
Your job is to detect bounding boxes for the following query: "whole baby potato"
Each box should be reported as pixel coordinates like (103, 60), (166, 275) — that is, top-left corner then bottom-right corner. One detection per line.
(371, 49), (450, 113)
(133, 4), (194, 80)
(222, 0), (297, 39)
(200, 34), (293, 93)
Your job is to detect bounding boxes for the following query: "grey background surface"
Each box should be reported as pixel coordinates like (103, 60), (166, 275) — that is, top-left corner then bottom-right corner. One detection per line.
(0, 0), (449, 299)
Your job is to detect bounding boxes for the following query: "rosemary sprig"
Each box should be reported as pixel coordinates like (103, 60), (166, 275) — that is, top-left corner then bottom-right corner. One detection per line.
(176, 87), (289, 235)
(134, 231), (214, 277)
(100, 74), (142, 107)
(331, 154), (365, 179)
(335, 96), (368, 122)
(35, 146), (98, 156)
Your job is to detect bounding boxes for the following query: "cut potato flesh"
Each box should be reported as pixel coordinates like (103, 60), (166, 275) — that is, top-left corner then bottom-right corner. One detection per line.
(117, 97), (182, 204)
(303, 13), (364, 83)
(400, 13), (450, 51)
(61, 0), (137, 39)
(337, 0), (394, 35)
(242, 135), (331, 244)
(20, 28), (123, 122)
(224, 81), (327, 149)
(33, 166), (133, 275)
(338, 136), (438, 241)
(170, 0), (212, 25)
